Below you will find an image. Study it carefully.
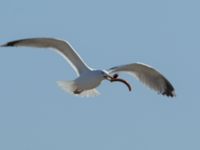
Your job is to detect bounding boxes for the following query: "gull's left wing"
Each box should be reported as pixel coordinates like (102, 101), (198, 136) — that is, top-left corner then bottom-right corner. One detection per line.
(108, 63), (175, 97)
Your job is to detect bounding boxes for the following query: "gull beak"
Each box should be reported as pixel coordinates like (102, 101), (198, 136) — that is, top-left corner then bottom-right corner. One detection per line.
(104, 75), (114, 81)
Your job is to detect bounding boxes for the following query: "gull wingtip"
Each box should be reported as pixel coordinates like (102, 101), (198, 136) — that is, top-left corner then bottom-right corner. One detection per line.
(1, 40), (21, 47)
(162, 89), (176, 98)
(1, 41), (16, 47)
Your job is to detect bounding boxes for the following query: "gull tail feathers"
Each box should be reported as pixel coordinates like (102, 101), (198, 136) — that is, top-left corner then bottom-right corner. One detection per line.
(57, 80), (100, 97)
(57, 80), (77, 95)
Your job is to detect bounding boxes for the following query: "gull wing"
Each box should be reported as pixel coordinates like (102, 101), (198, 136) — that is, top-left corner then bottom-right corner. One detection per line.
(108, 63), (175, 97)
(1, 38), (91, 75)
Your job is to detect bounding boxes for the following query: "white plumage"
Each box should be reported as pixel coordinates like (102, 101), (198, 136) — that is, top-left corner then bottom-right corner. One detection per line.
(1, 37), (175, 97)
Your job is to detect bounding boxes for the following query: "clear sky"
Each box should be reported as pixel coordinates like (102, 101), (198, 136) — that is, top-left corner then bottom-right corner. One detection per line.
(0, 0), (199, 150)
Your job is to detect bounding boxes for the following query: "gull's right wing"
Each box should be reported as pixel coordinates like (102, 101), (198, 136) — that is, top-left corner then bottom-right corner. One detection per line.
(1, 38), (92, 75)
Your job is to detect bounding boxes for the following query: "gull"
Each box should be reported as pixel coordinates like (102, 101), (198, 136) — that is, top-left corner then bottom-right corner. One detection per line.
(1, 37), (175, 97)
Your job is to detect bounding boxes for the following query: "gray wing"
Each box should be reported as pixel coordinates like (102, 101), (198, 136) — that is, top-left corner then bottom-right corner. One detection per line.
(1, 38), (91, 76)
(108, 63), (175, 97)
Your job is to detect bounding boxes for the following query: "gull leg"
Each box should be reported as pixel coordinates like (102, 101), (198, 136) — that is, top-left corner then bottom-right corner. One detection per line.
(73, 89), (83, 94)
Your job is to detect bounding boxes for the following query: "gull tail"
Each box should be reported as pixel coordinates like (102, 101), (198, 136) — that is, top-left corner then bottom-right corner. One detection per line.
(57, 80), (100, 97)
(57, 80), (76, 95)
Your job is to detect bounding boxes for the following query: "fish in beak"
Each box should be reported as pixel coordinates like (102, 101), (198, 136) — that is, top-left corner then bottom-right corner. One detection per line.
(104, 74), (132, 91)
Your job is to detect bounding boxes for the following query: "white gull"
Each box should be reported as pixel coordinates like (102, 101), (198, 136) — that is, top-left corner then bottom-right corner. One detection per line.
(1, 37), (175, 97)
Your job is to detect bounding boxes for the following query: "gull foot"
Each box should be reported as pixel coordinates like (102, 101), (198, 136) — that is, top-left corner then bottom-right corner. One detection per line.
(73, 89), (83, 94)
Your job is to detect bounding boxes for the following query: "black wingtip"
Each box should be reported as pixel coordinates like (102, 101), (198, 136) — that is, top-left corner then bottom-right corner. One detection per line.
(162, 90), (176, 97)
(162, 80), (176, 97)
(1, 41), (18, 47)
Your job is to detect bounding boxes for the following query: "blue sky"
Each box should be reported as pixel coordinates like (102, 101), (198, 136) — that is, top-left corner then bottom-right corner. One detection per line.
(0, 0), (199, 150)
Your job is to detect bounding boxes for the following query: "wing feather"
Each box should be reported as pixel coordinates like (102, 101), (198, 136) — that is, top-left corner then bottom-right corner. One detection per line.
(1, 38), (91, 75)
(108, 63), (175, 97)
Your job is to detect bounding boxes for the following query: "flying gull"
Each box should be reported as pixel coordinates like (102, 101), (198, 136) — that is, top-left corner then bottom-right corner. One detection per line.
(1, 37), (175, 97)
